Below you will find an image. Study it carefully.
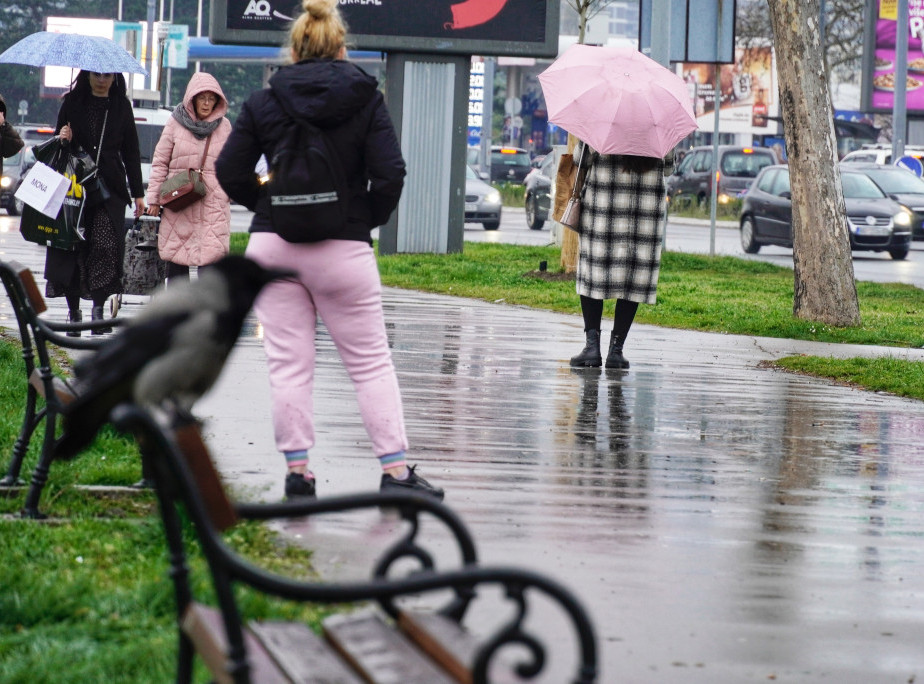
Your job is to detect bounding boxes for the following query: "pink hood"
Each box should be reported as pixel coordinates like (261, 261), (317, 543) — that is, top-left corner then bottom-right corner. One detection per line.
(182, 71), (228, 121)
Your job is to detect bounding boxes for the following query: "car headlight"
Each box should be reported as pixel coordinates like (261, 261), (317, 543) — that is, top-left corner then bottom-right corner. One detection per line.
(0, 176), (11, 189)
(894, 210), (913, 227)
(485, 190), (501, 204)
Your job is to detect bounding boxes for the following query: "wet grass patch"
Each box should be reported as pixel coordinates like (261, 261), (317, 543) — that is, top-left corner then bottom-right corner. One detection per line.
(769, 355), (924, 402)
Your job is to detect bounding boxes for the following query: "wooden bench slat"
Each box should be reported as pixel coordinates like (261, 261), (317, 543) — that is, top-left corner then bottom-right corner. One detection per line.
(323, 610), (457, 684)
(181, 602), (290, 684)
(173, 423), (238, 531)
(12, 261), (47, 314)
(28, 368), (76, 405)
(398, 611), (479, 684)
(250, 621), (366, 684)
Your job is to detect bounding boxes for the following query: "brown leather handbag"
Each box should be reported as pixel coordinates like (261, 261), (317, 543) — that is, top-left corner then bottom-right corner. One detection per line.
(159, 135), (211, 211)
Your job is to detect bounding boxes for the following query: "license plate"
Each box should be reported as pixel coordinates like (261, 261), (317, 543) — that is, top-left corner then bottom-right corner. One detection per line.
(465, 203), (476, 212)
(856, 225), (890, 236)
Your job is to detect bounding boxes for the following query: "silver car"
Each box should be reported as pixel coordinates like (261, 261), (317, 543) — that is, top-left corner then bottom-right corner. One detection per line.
(465, 165), (502, 230)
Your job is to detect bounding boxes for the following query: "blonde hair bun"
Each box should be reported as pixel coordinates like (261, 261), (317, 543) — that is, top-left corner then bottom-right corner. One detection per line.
(301, 0), (335, 20)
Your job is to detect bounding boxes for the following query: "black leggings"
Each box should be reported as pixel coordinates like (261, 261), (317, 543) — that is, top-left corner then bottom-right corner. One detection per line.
(579, 295), (639, 340)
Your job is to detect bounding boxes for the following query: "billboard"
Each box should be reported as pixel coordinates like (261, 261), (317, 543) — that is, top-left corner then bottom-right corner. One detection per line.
(862, 0), (924, 113)
(638, 0), (737, 64)
(209, 0), (560, 57)
(679, 46), (776, 134)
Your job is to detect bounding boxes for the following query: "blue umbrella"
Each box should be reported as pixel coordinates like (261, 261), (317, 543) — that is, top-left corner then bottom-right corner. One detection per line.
(0, 31), (147, 75)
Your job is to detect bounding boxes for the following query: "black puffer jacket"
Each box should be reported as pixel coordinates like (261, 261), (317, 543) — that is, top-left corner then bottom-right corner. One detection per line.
(0, 95), (25, 177)
(216, 59), (406, 243)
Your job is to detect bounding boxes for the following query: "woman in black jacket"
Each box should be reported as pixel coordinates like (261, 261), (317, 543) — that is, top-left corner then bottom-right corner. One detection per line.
(217, 0), (443, 502)
(52, 70), (145, 334)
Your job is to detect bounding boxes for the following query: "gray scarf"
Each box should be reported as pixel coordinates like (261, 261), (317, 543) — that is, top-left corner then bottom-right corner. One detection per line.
(172, 102), (221, 139)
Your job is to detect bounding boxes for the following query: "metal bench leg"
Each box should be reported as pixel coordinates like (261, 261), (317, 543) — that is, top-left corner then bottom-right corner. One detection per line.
(1, 388), (42, 486)
(20, 407), (59, 519)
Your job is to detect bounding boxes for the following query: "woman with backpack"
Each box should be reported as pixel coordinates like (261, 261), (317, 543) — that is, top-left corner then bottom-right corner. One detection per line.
(144, 72), (232, 283)
(216, 0), (444, 502)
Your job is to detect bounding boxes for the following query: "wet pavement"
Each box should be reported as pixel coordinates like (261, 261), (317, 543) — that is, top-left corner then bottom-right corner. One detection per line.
(3, 219), (924, 682)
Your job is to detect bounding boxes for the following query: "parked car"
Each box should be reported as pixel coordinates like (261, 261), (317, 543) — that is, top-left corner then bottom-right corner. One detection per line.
(0, 145), (37, 216)
(841, 144), (924, 165)
(490, 145), (532, 184)
(667, 145), (779, 206)
(464, 165), (502, 230)
(739, 165), (913, 260)
(17, 123), (56, 148)
(839, 162), (924, 239)
(524, 152), (556, 230)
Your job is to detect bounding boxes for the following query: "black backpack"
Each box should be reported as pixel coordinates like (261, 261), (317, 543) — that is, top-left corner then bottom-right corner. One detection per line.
(267, 118), (349, 243)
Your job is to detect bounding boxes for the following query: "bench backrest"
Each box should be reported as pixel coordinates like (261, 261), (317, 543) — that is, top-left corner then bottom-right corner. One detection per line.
(172, 421), (238, 532)
(12, 262), (47, 314)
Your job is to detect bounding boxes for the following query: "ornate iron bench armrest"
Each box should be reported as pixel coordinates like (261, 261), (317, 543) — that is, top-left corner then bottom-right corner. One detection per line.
(110, 402), (599, 683)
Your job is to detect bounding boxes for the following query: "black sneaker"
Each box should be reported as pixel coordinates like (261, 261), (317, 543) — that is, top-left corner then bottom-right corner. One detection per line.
(380, 466), (444, 501)
(285, 472), (317, 499)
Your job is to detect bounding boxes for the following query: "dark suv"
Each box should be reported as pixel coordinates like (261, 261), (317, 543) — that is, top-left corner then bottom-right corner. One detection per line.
(0, 144), (37, 216)
(490, 146), (532, 184)
(668, 145), (779, 206)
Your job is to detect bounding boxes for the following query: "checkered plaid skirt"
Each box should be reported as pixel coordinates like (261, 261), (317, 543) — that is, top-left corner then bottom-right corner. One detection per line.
(576, 154), (668, 304)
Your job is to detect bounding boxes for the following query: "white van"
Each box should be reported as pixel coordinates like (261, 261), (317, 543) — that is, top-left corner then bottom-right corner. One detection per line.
(124, 104), (172, 226)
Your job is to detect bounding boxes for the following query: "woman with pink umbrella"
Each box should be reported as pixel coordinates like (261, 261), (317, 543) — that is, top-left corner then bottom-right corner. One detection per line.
(567, 143), (675, 369)
(539, 45), (695, 369)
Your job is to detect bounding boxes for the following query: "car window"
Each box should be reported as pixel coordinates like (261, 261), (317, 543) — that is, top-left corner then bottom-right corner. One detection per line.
(841, 172), (886, 199)
(864, 168), (924, 193)
(756, 169), (777, 193)
(770, 169), (791, 197)
(4, 148), (24, 167)
(491, 149), (530, 167)
(676, 152), (695, 174)
(692, 151), (711, 172)
(136, 123), (165, 165)
(720, 151), (776, 178)
(843, 153), (877, 163)
(466, 165), (478, 180)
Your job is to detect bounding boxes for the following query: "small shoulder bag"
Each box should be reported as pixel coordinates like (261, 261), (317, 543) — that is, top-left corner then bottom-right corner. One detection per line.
(159, 134), (212, 212)
(559, 142), (587, 232)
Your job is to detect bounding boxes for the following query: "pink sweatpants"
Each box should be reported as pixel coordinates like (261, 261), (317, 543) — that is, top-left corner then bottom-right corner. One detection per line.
(245, 233), (408, 457)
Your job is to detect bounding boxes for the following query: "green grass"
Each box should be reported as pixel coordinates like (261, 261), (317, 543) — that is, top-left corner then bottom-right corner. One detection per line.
(230, 235), (924, 398)
(0, 333), (333, 682)
(374, 243), (924, 348)
(773, 355), (924, 402)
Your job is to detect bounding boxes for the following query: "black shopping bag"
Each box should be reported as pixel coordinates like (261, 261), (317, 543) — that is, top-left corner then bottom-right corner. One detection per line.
(20, 139), (97, 251)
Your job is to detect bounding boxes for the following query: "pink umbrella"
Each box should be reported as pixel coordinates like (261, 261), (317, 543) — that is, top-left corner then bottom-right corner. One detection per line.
(538, 44), (697, 158)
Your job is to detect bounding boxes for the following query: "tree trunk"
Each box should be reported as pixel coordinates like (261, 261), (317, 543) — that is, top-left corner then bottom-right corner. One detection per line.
(560, 134), (580, 272)
(767, 0), (860, 326)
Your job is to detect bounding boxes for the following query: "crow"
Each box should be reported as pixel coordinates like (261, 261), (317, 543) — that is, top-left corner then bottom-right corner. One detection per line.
(54, 255), (293, 459)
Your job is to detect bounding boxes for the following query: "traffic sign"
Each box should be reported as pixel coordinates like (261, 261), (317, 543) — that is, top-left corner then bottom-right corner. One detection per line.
(895, 155), (924, 177)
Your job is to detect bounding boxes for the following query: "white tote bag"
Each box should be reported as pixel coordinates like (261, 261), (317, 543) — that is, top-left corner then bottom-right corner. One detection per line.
(14, 161), (71, 218)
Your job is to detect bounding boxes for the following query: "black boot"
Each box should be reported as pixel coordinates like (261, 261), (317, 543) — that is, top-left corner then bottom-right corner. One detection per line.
(605, 334), (630, 369)
(66, 309), (82, 337)
(91, 305), (111, 335)
(570, 329), (602, 367)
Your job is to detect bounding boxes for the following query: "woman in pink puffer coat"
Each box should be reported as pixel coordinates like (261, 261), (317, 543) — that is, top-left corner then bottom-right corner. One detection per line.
(145, 72), (232, 281)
